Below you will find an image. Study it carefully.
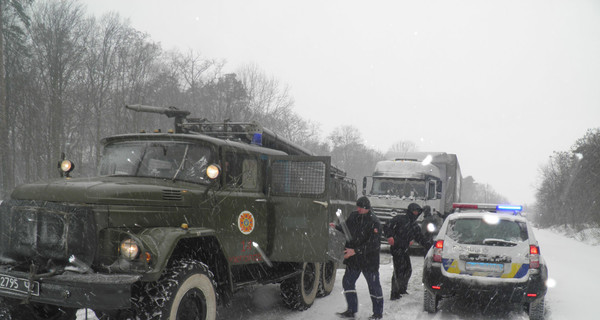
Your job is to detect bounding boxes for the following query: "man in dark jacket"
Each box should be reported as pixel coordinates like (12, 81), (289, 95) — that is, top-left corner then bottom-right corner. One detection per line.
(383, 202), (431, 300)
(334, 196), (384, 319)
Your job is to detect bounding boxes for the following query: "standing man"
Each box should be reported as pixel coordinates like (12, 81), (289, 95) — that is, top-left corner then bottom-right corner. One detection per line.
(333, 196), (384, 319)
(384, 202), (431, 300)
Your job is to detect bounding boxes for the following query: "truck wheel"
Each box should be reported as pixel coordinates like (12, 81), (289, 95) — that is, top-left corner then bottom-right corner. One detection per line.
(280, 262), (321, 311)
(423, 289), (439, 313)
(317, 260), (337, 297)
(527, 297), (545, 320)
(131, 258), (217, 320)
(0, 299), (76, 320)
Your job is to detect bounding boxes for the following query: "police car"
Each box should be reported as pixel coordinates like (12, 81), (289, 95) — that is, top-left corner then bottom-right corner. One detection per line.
(422, 203), (548, 320)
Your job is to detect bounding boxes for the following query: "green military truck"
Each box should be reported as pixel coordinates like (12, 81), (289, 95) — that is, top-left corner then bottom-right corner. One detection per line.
(0, 105), (356, 320)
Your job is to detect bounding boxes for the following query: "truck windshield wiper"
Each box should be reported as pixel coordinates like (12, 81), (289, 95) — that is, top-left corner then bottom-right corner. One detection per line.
(172, 145), (189, 181)
(133, 146), (148, 176)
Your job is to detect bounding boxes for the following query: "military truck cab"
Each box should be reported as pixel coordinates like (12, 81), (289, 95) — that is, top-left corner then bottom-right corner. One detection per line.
(0, 105), (356, 320)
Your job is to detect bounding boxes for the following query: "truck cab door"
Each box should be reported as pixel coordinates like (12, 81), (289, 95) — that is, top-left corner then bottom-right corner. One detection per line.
(427, 180), (437, 200)
(266, 155), (331, 263)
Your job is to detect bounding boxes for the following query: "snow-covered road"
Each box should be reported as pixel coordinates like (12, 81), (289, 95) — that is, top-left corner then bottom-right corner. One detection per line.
(215, 227), (596, 320)
(76, 227), (597, 319)
(216, 248), (530, 320)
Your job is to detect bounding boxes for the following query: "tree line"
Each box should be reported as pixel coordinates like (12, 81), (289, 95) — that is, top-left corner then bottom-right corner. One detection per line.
(0, 0), (507, 207)
(0, 0), (331, 198)
(533, 128), (600, 228)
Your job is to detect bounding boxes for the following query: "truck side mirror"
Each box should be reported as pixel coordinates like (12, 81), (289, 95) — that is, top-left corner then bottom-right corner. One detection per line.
(362, 177), (367, 195)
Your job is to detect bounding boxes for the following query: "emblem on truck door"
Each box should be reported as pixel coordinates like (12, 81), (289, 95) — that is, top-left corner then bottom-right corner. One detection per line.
(238, 211), (255, 235)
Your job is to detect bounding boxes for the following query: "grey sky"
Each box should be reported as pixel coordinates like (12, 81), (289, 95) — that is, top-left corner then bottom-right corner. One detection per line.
(81, 0), (600, 205)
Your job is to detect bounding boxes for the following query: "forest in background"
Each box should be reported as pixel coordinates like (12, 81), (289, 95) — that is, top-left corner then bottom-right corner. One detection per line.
(533, 128), (600, 228)
(4, 0), (596, 228)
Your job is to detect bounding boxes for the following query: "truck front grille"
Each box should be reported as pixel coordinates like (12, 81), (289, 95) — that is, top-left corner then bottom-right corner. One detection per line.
(371, 207), (407, 222)
(0, 200), (97, 271)
(162, 189), (183, 201)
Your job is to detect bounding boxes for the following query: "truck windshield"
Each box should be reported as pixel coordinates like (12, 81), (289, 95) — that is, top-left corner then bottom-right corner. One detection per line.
(98, 141), (214, 184)
(371, 178), (426, 198)
(447, 218), (529, 245)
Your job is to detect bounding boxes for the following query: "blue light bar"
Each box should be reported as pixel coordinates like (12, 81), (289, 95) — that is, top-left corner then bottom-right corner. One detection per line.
(251, 133), (262, 146)
(496, 205), (522, 211)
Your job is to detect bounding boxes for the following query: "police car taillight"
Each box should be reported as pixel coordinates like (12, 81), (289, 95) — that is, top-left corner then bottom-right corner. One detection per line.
(529, 245), (540, 269)
(433, 240), (444, 262)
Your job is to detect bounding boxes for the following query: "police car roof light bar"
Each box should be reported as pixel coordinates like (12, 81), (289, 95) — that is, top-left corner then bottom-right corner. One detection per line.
(496, 204), (523, 212)
(453, 203), (523, 213)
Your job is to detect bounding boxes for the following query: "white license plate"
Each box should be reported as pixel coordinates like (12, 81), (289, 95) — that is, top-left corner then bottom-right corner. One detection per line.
(465, 261), (504, 273)
(0, 274), (40, 296)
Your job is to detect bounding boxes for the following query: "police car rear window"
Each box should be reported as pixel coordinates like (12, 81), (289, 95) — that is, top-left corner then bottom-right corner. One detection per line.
(447, 218), (528, 245)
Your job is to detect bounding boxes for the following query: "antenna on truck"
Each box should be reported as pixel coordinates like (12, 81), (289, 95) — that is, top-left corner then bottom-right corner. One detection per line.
(126, 104), (190, 133)
(125, 104), (350, 179)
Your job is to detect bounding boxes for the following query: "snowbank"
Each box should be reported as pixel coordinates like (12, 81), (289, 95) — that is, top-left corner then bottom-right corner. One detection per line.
(549, 224), (600, 246)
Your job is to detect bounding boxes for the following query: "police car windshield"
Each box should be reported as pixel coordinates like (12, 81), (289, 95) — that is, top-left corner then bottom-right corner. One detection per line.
(98, 141), (213, 184)
(371, 178), (426, 198)
(447, 217), (529, 245)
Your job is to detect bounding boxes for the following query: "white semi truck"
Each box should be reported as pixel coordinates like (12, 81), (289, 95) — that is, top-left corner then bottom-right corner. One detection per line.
(362, 152), (462, 237)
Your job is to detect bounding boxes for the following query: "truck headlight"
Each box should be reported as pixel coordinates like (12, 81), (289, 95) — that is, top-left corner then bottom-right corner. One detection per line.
(120, 239), (139, 260)
(206, 164), (221, 180)
(60, 160), (75, 173)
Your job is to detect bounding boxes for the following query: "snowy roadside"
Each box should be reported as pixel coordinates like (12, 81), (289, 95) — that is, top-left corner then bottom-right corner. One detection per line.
(546, 224), (600, 246)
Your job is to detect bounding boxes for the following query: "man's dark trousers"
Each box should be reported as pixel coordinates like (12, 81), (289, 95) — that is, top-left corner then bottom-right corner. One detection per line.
(390, 250), (412, 298)
(342, 266), (384, 315)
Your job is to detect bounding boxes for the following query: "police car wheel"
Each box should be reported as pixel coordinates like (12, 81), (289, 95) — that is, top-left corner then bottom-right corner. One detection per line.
(423, 289), (439, 313)
(131, 259), (217, 320)
(317, 260), (337, 297)
(281, 262), (321, 310)
(527, 297), (545, 320)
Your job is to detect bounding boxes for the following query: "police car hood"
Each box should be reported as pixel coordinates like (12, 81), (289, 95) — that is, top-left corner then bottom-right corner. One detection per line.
(10, 176), (198, 206)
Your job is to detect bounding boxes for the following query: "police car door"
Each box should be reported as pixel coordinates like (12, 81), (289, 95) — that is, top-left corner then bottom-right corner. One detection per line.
(267, 155), (330, 263)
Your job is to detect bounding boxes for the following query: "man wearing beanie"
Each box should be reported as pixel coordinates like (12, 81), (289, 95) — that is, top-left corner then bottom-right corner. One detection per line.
(333, 196), (384, 319)
(384, 202), (431, 300)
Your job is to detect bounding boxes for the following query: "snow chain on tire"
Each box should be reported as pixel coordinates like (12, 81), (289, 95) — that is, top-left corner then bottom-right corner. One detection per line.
(317, 260), (337, 297)
(528, 297), (545, 320)
(280, 262), (321, 311)
(130, 258), (217, 320)
(423, 289), (439, 313)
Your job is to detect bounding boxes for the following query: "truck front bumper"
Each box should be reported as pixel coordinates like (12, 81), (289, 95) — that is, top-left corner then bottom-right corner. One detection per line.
(0, 270), (141, 310)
